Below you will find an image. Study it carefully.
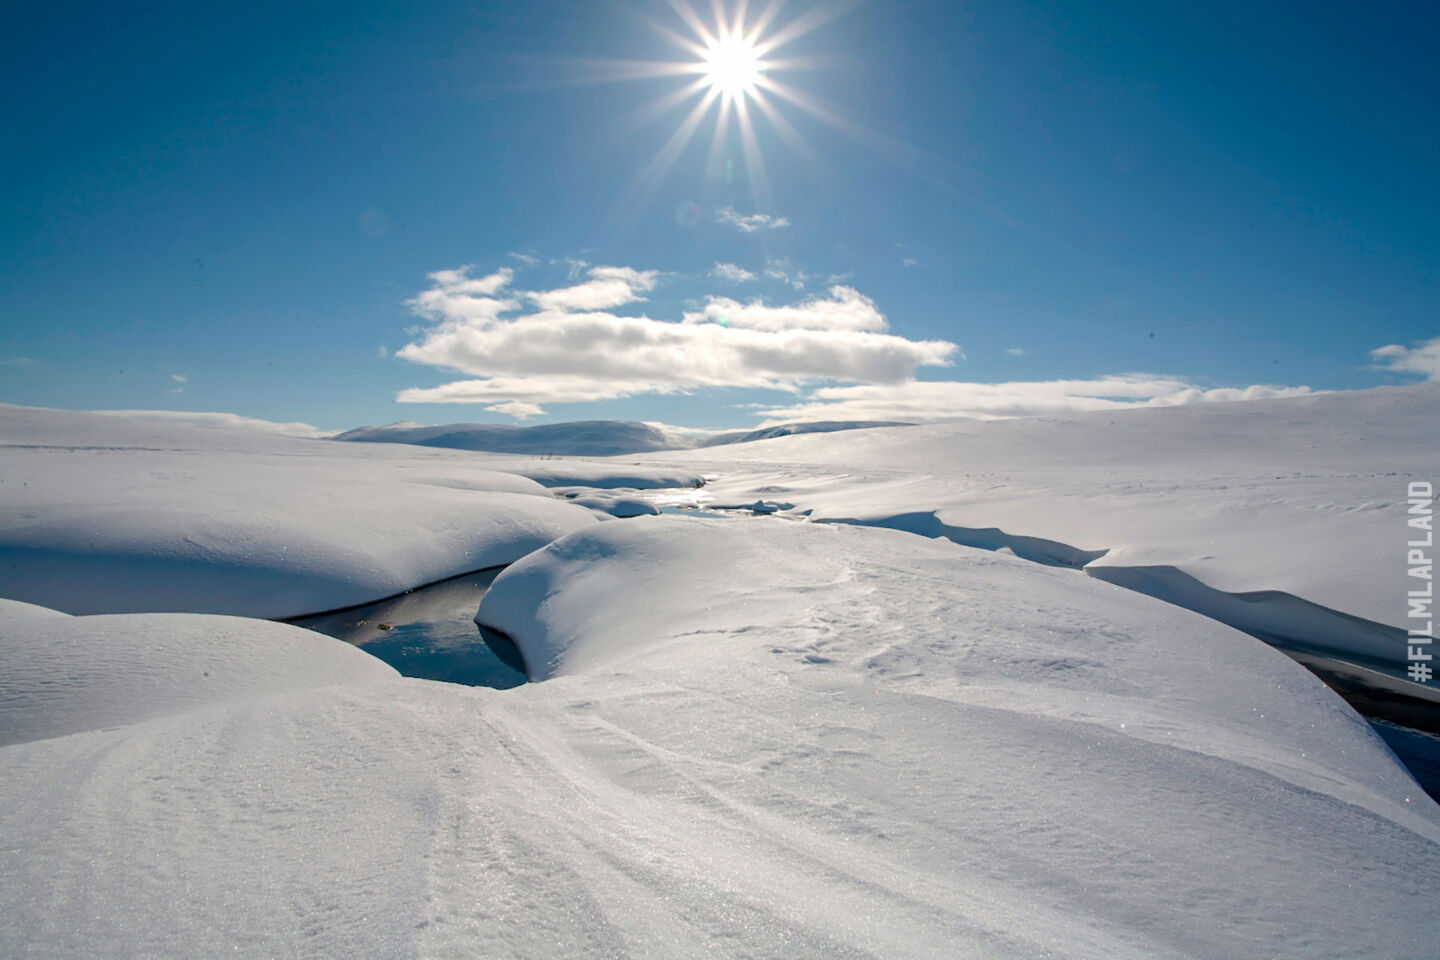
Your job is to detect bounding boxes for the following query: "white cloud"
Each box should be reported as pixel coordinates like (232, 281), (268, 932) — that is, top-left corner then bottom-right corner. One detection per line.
(88, 410), (330, 437)
(716, 206), (790, 233)
(507, 252), (540, 267)
(407, 267), (518, 325)
(485, 400), (546, 419)
(748, 376), (1314, 425)
(171, 373), (188, 384)
(2, 356), (35, 366)
(1005, 347), (1026, 357)
(395, 263), (958, 417)
(557, 257), (590, 280)
(764, 259), (812, 290)
(902, 257), (917, 268)
(1371, 336), (1440, 380)
(682, 286), (890, 333)
(378, 344), (389, 359)
(525, 266), (659, 312)
(710, 262), (756, 283)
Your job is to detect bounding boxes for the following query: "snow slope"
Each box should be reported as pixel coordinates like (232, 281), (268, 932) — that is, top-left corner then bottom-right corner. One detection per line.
(0, 404), (601, 618)
(335, 419), (679, 456)
(643, 384), (1440, 684)
(7, 518), (1440, 958)
(333, 417), (910, 456)
(1, 608), (397, 747)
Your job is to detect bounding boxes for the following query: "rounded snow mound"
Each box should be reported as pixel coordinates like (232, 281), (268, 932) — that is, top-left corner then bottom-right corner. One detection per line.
(0, 603), (398, 746)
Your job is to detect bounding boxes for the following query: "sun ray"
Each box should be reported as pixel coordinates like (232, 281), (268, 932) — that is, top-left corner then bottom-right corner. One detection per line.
(747, 84), (821, 168)
(749, 0), (788, 38)
(734, 93), (772, 208)
(664, 0), (717, 48)
(622, 76), (712, 133)
(704, 92), (735, 183)
(584, 0), (941, 223)
(753, 0), (862, 56)
(617, 84), (722, 221)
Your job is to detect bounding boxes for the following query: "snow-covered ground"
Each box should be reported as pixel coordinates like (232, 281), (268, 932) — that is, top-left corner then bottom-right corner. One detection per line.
(0, 404), (609, 618)
(3, 390), (1440, 957)
(643, 384), (1440, 691)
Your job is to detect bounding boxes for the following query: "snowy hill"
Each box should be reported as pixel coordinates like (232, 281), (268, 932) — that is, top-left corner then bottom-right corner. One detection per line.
(333, 417), (911, 456)
(643, 384), (1440, 690)
(695, 419), (911, 447)
(334, 419), (678, 456)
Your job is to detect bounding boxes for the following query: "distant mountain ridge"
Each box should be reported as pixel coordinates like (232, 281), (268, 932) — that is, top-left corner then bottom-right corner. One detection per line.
(333, 419), (911, 457)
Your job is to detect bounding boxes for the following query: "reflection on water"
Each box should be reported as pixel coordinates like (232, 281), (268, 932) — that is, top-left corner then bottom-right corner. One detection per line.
(1369, 719), (1440, 803)
(658, 505), (736, 517)
(1264, 648), (1440, 803)
(285, 568), (525, 689)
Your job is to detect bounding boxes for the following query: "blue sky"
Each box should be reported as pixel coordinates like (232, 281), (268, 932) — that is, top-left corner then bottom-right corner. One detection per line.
(2, 0), (1437, 431)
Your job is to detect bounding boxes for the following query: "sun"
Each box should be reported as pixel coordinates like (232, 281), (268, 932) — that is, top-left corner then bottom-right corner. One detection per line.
(701, 32), (765, 99)
(555, 2), (879, 217)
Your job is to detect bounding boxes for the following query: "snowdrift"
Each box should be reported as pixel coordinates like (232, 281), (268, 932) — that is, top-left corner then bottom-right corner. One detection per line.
(0, 405), (601, 618)
(472, 517), (1440, 956)
(1, 605), (397, 747)
(3, 509), (1440, 955)
(334, 417), (908, 456)
(645, 384), (1440, 687)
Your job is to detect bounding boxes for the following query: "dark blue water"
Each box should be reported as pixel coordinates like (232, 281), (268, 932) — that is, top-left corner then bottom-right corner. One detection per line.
(286, 568), (525, 689)
(1369, 718), (1440, 803)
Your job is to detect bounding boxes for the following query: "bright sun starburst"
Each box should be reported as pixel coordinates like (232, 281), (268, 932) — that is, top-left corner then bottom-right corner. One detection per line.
(547, 2), (910, 221)
(700, 32), (765, 98)
(546, 1), (867, 217)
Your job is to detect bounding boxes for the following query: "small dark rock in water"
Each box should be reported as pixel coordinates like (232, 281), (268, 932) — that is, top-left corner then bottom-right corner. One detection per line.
(377, 623), (392, 631)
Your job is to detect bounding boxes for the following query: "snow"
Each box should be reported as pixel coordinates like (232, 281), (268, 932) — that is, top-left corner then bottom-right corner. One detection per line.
(333, 417), (909, 456)
(4, 390), (1440, 957)
(0, 404), (601, 618)
(335, 418), (679, 456)
(474, 517), (1440, 956)
(551, 487), (663, 518)
(1, 610), (397, 747)
(7, 516), (1440, 957)
(637, 384), (1440, 682)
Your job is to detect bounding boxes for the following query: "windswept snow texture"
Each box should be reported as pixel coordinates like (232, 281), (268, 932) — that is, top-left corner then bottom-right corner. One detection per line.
(643, 384), (1440, 671)
(0, 404), (601, 618)
(471, 518), (1440, 957)
(7, 519), (1440, 958)
(1, 610), (397, 747)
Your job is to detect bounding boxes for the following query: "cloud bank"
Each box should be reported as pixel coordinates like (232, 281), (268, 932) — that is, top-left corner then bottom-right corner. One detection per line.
(397, 260), (1322, 424)
(1371, 336), (1440, 380)
(396, 264), (958, 417)
(749, 377), (1315, 425)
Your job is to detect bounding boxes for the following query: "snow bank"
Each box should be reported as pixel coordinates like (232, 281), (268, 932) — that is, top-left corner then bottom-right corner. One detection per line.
(641, 385), (1440, 678)
(554, 488), (662, 518)
(0, 405), (601, 617)
(1, 602), (397, 747)
(5, 517), (1440, 957)
(508, 461), (706, 489)
(472, 517), (1440, 956)
(335, 419), (678, 456)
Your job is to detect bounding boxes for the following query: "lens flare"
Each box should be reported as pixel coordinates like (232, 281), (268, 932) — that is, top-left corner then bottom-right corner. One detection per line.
(551, 2), (905, 219)
(702, 33), (764, 98)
